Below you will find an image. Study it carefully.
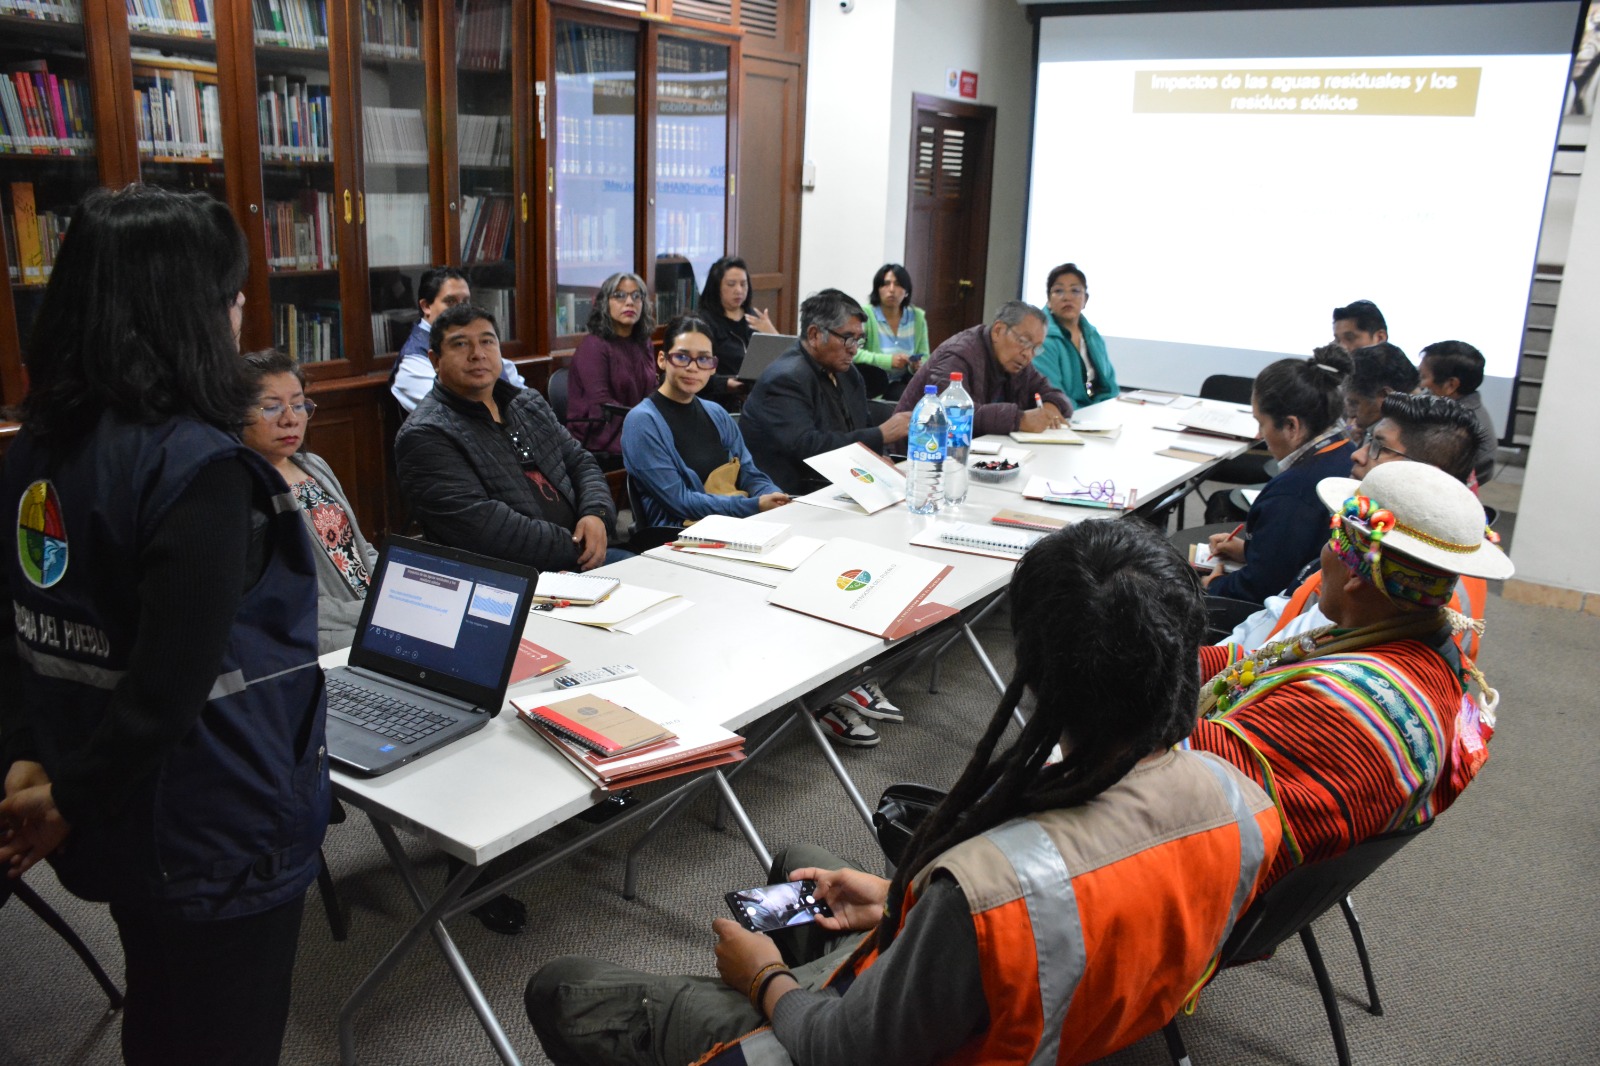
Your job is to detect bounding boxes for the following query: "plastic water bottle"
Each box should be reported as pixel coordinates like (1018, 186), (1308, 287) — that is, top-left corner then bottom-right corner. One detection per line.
(906, 385), (947, 514)
(941, 372), (974, 506)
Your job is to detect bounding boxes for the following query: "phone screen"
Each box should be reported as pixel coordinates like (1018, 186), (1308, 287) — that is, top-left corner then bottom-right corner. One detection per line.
(725, 879), (833, 933)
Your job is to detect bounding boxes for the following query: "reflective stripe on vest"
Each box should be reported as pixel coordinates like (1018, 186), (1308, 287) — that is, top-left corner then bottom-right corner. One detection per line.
(737, 1030), (791, 1066)
(15, 640), (128, 691)
(209, 659), (321, 702)
(983, 818), (1088, 1066)
(1195, 753), (1269, 946)
(271, 490), (299, 515)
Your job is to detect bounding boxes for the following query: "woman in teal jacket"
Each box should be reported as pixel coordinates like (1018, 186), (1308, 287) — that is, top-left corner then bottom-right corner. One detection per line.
(855, 263), (928, 400)
(1035, 262), (1118, 407)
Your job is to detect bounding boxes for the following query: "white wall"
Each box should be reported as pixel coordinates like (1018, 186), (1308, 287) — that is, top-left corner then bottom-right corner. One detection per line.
(799, 0), (1034, 314)
(1510, 143), (1600, 596)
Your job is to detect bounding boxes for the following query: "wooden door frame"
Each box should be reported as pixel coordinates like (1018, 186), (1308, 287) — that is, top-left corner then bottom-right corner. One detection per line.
(906, 92), (995, 333)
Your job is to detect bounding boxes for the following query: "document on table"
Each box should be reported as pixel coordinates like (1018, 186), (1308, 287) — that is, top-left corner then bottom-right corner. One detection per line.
(1176, 407), (1260, 441)
(542, 584), (682, 630)
(768, 537), (957, 640)
(909, 522), (1045, 561)
(802, 442), (907, 514)
(1156, 437), (1235, 462)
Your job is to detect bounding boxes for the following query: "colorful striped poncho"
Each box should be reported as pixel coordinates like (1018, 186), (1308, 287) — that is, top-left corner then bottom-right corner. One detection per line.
(1183, 639), (1462, 887)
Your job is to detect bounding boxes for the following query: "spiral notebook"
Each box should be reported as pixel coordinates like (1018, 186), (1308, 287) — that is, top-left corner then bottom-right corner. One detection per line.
(672, 515), (790, 554)
(910, 522), (1044, 560)
(534, 572), (621, 605)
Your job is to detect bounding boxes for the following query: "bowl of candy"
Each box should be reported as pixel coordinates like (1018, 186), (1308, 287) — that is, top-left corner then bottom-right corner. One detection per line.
(969, 458), (1022, 483)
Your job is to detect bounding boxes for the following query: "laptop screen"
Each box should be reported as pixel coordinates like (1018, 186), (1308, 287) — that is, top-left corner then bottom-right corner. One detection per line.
(350, 538), (535, 707)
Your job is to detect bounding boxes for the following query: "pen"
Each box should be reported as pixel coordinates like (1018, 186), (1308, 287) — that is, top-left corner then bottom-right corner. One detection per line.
(530, 598), (573, 609)
(1227, 523), (1245, 540)
(671, 541), (727, 550)
(1034, 392), (1043, 408)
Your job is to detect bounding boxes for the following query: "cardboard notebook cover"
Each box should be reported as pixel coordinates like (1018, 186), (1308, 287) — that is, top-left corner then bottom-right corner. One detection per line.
(768, 537), (957, 640)
(802, 442), (907, 514)
(516, 694), (674, 757)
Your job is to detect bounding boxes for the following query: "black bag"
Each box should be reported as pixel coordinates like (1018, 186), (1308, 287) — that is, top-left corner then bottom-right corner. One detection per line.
(872, 783), (948, 867)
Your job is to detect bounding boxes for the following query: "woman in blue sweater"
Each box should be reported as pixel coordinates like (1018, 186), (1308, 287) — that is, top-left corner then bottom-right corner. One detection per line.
(622, 313), (790, 529)
(1205, 346), (1355, 604)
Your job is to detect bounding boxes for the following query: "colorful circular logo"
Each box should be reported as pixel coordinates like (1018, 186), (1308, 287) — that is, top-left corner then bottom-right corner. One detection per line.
(835, 569), (872, 592)
(17, 479), (68, 588)
(849, 466), (876, 484)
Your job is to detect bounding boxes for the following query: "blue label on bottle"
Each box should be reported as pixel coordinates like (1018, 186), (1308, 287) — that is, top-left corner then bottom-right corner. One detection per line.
(946, 409), (973, 449)
(914, 433), (946, 462)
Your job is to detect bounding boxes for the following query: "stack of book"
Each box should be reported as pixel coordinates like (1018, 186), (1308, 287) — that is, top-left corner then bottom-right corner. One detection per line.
(6, 182), (68, 286)
(263, 190), (336, 271)
(0, 0), (83, 22)
(252, 0), (331, 50)
(362, 106), (427, 164)
(458, 113), (512, 167)
(134, 65), (222, 159)
(460, 193), (512, 263)
(363, 192), (431, 268)
(359, 0), (420, 60)
(258, 74), (332, 161)
(273, 302), (341, 363)
(456, 0), (510, 72)
(125, 0), (212, 37)
(0, 63), (94, 155)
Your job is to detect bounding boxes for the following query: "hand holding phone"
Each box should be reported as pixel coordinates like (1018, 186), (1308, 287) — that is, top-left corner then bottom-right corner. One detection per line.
(725, 879), (833, 933)
(787, 866), (893, 933)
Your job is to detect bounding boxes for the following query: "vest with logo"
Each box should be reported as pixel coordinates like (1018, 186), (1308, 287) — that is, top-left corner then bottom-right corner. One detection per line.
(5, 413), (328, 919)
(695, 750), (1280, 1066)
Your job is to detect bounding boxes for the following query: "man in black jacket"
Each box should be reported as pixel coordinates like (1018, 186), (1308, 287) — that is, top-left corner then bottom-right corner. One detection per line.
(396, 303), (618, 572)
(739, 289), (910, 495)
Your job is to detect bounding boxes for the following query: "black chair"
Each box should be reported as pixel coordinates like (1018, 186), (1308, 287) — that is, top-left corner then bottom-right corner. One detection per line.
(1, 873), (123, 1009)
(547, 366), (571, 423)
(1203, 595), (1264, 643)
(1164, 820), (1433, 1066)
(1196, 374), (1272, 516)
(1199, 374), (1255, 406)
(624, 473), (685, 554)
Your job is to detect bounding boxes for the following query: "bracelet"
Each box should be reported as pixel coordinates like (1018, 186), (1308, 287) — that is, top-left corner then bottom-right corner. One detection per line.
(747, 962), (793, 1010)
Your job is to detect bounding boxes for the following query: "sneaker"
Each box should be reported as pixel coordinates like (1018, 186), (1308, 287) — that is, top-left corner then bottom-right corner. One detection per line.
(838, 681), (904, 723)
(814, 704), (880, 747)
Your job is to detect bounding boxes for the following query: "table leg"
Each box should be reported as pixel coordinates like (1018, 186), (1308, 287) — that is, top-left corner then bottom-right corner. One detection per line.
(710, 769), (773, 873)
(794, 700), (875, 830)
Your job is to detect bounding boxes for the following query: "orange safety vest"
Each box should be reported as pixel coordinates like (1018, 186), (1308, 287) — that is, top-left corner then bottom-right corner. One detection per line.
(695, 751), (1281, 1066)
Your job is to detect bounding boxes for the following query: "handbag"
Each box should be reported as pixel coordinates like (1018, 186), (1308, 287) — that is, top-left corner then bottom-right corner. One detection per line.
(873, 783), (948, 867)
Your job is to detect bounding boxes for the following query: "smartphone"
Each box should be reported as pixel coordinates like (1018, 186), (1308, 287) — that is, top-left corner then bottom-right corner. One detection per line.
(724, 879), (833, 934)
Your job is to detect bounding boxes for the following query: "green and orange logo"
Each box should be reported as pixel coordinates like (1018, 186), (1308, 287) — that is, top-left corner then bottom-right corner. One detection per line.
(849, 467), (876, 484)
(18, 479), (68, 588)
(835, 569), (872, 592)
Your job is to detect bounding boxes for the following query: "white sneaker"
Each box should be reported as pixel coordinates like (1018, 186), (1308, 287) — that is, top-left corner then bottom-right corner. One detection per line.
(838, 682), (904, 723)
(815, 704), (880, 747)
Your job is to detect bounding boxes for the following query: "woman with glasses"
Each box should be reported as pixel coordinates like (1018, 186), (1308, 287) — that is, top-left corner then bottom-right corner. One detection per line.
(697, 255), (778, 406)
(240, 349), (378, 653)
(1035, 262), (1118, 408)
(0, 186), (326, 1066)
(566, 272), (658, 461)
(854, 263), (929, 400)
(621, 313), (789, 529)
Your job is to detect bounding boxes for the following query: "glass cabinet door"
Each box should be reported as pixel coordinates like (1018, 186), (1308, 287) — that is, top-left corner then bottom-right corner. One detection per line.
(125, 2), (225, 197)
(359, 0), (433, 358)
(651, 35), (727, 323)
(0, 2), (100, 349)
(552, 19), (636, 338)
(454, 0), (516, 343)
(252, 0), (344, 364)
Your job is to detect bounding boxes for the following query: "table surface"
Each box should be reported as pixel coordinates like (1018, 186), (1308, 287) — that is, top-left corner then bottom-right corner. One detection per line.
(330, 395), (1253, 865)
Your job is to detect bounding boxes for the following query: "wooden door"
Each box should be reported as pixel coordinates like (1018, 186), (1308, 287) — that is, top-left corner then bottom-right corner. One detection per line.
(905, 94), (994, 350)
(737, 53), (804, 332)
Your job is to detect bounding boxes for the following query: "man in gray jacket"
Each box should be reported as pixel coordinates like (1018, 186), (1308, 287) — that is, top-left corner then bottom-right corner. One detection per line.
(396, 303), (619, 572)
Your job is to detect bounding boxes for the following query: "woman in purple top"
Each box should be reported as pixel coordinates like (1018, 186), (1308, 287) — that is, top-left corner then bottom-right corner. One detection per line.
(566, 271), (657, 458)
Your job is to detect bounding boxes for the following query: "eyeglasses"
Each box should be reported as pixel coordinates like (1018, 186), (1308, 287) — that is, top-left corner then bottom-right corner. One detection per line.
(1049, 287), (1087, 299)
(1364, 435), (1412, 465)
(665, 350), (719, 370)
(610, 290), (645, 304)
(258, 400), (316, 421)
(827, 328), (866, 353)
(1004, 325), (1045, 359)
(1061, 477), (1125, 507)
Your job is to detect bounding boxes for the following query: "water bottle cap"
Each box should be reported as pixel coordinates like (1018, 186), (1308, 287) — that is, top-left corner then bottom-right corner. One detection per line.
(924, 385), (937, 394)
(949, 373), (963, 383)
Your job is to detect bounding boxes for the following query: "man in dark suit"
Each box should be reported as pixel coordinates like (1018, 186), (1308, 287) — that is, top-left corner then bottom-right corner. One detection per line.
(738, 289), (910, 495)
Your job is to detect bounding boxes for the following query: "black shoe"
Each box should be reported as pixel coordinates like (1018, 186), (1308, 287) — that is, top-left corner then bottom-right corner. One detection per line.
(471, 893), (527, 935)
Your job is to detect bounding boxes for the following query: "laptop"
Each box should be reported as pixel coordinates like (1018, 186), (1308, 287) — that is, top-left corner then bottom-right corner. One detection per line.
(736, 332), (799, 381)
(325, 536), (537, 777)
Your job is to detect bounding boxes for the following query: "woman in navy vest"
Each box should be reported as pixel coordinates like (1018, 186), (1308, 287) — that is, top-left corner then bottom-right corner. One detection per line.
(0, 186), (328, 1066)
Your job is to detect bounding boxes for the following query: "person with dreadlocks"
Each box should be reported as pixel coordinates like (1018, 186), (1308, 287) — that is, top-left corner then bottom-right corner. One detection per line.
(525, 520), (1282, 1066)
(1183, 460), (1512, 888)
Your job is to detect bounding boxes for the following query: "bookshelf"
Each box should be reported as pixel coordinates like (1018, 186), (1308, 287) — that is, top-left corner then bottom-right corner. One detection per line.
(651, 34), (726, 321)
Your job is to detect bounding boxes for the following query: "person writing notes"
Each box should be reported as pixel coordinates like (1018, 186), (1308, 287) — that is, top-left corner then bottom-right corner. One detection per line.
(895, 301), (1071, 433)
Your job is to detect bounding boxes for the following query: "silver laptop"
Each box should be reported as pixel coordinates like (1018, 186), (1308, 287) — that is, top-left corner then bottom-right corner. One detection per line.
(325, 536), (536, 777)
(736, 332), (799, 381)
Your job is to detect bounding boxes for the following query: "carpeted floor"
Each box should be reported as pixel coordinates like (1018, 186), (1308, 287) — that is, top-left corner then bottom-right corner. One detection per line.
(3, 589), (1597, 1066)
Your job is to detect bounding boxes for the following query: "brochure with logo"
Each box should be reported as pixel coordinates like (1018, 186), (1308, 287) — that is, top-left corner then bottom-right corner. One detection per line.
(802, 443), (906, 514)
(768, 537), (957, 640)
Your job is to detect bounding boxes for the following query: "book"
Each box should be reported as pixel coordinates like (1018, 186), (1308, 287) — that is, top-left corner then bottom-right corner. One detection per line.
(508, 638), (568, 685)
(802, 442), (907, 514)
(768, 537), (957, 640)
(1119, 389), (1180, 405)
(909, 522), (1044, 560)
(669, 534), (824, 572)
(1188, 542), (1243, 574)
(1176, 407), (1260, 441)
(10, 182), (42, 285)
(991, 508), (1068, 533)
(516, 693), (674, 757)
(671, 514), (790, 554)
(1009, 427), (1084, 445)
(534, 572), (619, 605)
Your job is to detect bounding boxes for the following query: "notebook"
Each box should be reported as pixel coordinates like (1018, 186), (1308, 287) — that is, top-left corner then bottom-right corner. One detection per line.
(1176, 407), (1260, 441)
(736, 332), (799, 381)
(909, 522), (1044, 560)
(325, 537), (537, 777)
(1188, 542), (1244, 574)
(1009, 426), (1084, 445)
(991, 508), (1068, 533)
(516, 694), (674, 757)
(672, 515), (791, 554)
(1022, 476), (1127, 510)
(534, 572), (620, 605)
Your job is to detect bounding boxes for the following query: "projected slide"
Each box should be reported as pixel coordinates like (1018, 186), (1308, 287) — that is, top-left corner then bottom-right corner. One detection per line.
(1023, 3), (1578, 415)
(370, 565), (473, 649)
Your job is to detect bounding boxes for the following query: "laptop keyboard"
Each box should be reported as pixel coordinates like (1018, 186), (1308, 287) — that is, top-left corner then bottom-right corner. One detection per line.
(326, 676), (455, 746)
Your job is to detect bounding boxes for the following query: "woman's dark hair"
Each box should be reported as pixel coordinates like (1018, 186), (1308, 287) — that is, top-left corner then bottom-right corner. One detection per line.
(1046, 262), (1088, 296)
(869, 519), (1206, 955)
(868, 263), (913, 309)
(22, 184), (252, 440)
(241, 349), (304, 390)
(585, 271), (656, 341)
(1252, 344), (1351, 436)
(1346, 342), (1417, 400)
(698, 256), (753, 319)
(661, 313), (716, 356)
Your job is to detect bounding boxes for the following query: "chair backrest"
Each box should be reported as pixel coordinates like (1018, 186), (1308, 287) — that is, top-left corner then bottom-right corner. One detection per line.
(1221, 820), (1432, 964)
(624, 474), (682, 553)
(547, 366), (569, 423)
(1200, 374), (1255, 405)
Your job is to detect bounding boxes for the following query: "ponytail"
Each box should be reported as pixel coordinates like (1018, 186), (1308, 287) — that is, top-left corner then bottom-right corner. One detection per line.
(1253, 343), (1350, 438)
